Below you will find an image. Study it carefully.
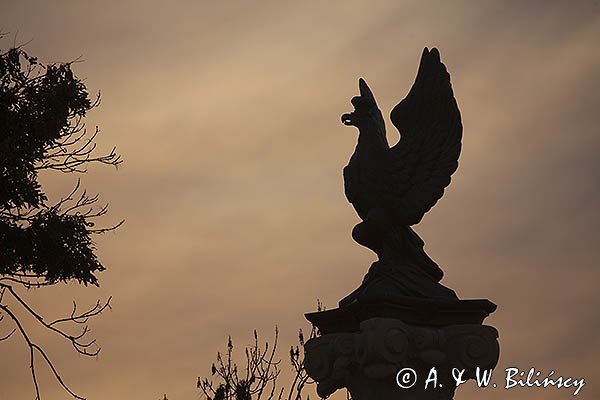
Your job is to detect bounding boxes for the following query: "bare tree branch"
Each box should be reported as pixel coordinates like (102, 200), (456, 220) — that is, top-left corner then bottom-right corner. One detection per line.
(0, 283), (110, 356)
(0, 302), (86, 400)
(197, 328), (317, 400)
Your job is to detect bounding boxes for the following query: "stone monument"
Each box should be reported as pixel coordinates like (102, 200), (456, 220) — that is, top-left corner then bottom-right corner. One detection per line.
(304, 48), (499, 399)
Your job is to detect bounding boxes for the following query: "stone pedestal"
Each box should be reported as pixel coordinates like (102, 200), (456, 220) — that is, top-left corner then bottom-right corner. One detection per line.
(304, 300), (499, 399)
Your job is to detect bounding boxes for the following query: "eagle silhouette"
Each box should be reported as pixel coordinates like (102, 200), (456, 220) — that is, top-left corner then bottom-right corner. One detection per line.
(341, 48), (462, 286)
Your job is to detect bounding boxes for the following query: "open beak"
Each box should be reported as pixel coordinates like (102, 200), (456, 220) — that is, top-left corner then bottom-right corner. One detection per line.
(341, 112), (356, 126)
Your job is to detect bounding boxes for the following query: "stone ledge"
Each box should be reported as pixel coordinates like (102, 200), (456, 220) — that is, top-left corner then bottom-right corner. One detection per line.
(306, 296), (497, 335)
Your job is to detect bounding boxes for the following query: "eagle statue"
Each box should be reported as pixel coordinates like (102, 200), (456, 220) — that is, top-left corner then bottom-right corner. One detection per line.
(339, 48), (462, 305)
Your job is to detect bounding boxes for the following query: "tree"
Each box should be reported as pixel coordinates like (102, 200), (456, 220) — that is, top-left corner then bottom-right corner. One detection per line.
(0, 35), (121, 399)
(197, 328), (315, 400)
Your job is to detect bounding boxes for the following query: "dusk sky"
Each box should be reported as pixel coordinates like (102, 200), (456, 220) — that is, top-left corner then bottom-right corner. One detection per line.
(1, 1), (599, 399)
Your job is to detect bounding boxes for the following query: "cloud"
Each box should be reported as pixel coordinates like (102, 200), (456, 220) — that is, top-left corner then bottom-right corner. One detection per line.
(2, 1), (599, 399)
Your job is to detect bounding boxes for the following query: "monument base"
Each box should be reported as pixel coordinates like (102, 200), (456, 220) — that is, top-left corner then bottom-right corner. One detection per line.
(304, 300), (499, 399)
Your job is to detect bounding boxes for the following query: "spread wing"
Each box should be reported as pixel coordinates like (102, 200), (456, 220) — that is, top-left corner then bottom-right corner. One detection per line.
(387, 47), (462, 225)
